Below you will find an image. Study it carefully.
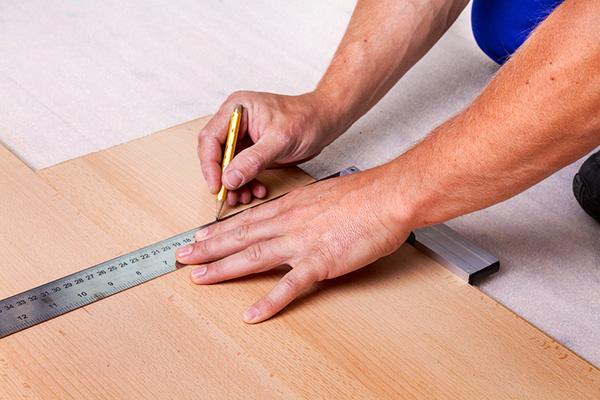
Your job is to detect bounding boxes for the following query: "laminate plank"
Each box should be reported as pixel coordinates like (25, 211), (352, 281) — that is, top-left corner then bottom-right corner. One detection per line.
(0, 142), (300, 399)
(39, 116), (313, 249)
(34, 117), (599, 398)
(0, 145), (129, 399)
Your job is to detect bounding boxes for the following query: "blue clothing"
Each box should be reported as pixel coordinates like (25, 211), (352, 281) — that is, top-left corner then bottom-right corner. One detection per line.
(471, 0), (565, 64)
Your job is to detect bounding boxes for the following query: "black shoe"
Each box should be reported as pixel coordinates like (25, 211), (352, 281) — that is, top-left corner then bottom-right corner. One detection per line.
(573, 150), (600, 222)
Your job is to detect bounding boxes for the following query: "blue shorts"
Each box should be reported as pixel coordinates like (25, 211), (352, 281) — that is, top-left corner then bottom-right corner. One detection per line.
(471, 0), (564, 64)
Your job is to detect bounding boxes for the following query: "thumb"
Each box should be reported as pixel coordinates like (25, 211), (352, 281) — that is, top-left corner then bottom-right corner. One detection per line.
(222, 136), (282, 190)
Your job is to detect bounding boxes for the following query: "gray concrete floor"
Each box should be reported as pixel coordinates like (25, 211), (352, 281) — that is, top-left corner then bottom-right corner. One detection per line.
(1, 1), (598, 366)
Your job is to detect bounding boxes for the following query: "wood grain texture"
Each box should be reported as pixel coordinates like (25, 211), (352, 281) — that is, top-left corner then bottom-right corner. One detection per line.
(38, 116), (313, 250)
(0, 117), (597, 399)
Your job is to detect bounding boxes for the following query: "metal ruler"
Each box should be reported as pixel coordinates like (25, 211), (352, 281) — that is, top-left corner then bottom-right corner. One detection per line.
(0, 228), (198, 339)
(0, 167), (499, 339)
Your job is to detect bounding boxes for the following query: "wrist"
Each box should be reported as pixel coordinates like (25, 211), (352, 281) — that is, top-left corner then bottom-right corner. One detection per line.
(376, 162), (423, 233)
(314, 74), (385, 139)
(382, 114), (475, 231)
(301, 89), (350, 146)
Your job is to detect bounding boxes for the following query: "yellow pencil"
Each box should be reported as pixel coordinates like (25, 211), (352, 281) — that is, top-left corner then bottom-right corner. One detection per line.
(216, 104), (243, 220)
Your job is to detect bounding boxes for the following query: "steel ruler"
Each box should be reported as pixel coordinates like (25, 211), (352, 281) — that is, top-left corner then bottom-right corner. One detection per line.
(0, 228), (197, 339)
(0, 167), (499, 339)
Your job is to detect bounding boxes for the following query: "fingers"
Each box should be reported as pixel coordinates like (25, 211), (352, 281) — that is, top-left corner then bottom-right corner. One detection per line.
(198, 113), (228, 194)
(221, 135), (283, 191)
(224, 179), (266, 206)
(194, 198), (283, 242)
(185, 234), (320, 324)
(242, 260), (321, 324)
(198, 99), (273, 204)
(175, 216), (280, 265)
(197, 100), (250, 194)
(189, 237), (289, 285)
(248, 179), (267, 199)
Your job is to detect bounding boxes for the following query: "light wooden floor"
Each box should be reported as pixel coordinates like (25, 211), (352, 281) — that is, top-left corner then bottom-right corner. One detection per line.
(1, 0), (598, 369)
(0, 117), (598, 398)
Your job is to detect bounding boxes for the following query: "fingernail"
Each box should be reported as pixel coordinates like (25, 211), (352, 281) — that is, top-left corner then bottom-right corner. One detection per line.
(191, 266), (207, 281)
(195, 229), (208, 241)
(243, 306), (260, 323)
(176, 245), (193, 258)
(225, 169), (244, 189)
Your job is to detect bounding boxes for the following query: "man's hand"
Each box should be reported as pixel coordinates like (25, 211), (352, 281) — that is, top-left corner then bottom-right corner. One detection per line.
(175, 166), (410, 323)
(197, 90), (340, 206)
(196, 0), (468, 207)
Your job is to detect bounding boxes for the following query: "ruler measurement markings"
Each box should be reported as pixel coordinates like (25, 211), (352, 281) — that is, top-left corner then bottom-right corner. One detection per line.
(0, 228), (197, 338)
(0, 168), (372, 339)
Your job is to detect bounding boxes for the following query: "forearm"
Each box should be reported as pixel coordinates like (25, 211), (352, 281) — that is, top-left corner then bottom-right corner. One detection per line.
(315, 0), (469, 140)
(388, 0), (600, 229)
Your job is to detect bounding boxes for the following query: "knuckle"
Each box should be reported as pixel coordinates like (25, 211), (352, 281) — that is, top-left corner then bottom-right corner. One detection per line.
(244, 243), (263, 263)
(303, 261), (327, 282)
(198, 117), (221, 142)
(287, 187), (304, 202)
(233, 224), (250, 242)
(198, 127), (209, 141)
(268, 197), (286, 215)
(279, 276), (299, 294)
(206, 261), (220, 276)
(196, 225), (213, 240)
(260, 297), (277, 315)
(227, 91), (245, 103)
(281, 204), (302, 222)
(195, 239), (209, 254)
(245, 149), (268, 175)
(197, 123), (210, 140)
(239, 207), (255, 223)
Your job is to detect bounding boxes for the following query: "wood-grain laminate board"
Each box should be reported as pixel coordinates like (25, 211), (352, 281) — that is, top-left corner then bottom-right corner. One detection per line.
(38, 116), (313, 250)
(0, 122), (307, 398)
(0, 144), (127, 398)
(0, 117), (597, 398)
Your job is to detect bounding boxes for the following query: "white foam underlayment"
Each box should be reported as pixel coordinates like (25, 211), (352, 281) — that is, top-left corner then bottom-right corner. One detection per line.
(1, 1), (598, 367)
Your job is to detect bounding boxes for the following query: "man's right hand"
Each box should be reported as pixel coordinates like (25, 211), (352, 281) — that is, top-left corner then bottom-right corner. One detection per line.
(197, 90), (338, 206)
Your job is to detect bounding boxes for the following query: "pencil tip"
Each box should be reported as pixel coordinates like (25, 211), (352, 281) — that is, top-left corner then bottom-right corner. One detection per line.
(215, 201), (224, 221)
